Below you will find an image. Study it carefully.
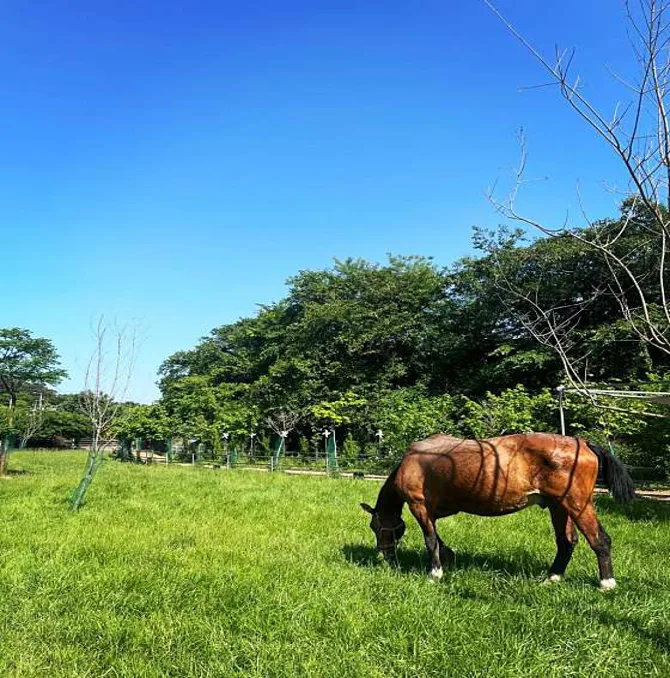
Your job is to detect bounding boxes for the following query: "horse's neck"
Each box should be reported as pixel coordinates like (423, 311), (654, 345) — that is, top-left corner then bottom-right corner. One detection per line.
(376, 468), (403, 517)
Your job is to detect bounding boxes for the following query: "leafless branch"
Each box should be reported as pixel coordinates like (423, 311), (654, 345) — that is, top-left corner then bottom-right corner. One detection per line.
(484, 0), (670, 417)
(72, 317), (138, 510)
(80, 317), (137, 448)
(265, 409), (302, 437)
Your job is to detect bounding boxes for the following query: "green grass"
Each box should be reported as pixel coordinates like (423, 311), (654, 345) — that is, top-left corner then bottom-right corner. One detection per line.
(0, 451), (669, 677)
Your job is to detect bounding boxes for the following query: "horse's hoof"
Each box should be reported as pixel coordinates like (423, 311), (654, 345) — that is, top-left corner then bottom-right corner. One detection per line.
(428, 566), (443, 581)
(599, 578), (616, 591)
(542, 574), (563, 585)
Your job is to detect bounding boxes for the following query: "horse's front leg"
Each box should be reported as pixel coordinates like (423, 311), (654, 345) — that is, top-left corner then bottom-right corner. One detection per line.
(437, 535), (456, 568)
(408, 502), (443, 580)
(547, 503), (578, 583)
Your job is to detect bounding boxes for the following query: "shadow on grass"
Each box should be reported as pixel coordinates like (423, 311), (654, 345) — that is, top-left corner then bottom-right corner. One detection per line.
(2, 468), (31, 477)
(596, 495), (670, 522)
(597, 610), (670, 654)
(342, 543), (550, 578)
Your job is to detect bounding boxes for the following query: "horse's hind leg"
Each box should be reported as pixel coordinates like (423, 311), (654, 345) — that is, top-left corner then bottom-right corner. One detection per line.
(408, 503), (444, 580)
(547, 504), (578, 582)
(568, 502), (615, 590)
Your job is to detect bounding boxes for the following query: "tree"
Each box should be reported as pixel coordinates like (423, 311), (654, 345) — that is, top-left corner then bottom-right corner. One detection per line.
(309, 391), (368, 427)
(471, 220), (659, 387)
(0, 328), (67, 473)
(485, 0), (670, 408)
(265, 409), (302, 467)
(15, 394), (46, 449)
(157, 255), (466, 446)
(0, 328), (67, 402)
(161, 376), (259, 456)
(41, 394), (92, 442)
(282, 256), (449, 400)
(71, 318), (137, 511)
(369, 388), (455, 452)
(113, 403), (173, 442)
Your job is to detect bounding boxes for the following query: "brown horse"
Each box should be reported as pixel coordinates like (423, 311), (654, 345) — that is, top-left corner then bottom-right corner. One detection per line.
(361, 433), (635, 590)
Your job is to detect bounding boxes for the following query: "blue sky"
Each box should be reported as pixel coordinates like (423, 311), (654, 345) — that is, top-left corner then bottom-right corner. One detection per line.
(1, 0), (636, 402)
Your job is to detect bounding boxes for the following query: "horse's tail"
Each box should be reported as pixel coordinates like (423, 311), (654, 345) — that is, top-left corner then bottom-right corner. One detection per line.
(586, 441), (636, 504)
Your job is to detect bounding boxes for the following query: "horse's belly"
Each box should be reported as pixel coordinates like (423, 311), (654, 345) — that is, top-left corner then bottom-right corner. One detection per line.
(442, 491), (547, 517)
(465, 504), (527, 517)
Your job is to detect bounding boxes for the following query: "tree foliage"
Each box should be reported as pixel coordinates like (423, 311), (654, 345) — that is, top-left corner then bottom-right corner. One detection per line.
(0, 328), (67, 402)
(154, 242), (670, 471)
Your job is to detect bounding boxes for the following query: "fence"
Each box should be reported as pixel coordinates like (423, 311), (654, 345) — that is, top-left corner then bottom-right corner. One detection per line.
(114, 432), (670, 482)
(126, 442), (401, 477)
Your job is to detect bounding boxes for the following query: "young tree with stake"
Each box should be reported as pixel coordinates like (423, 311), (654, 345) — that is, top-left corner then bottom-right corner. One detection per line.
(265, 409), (301, 469)
(71, 318), (137, 510)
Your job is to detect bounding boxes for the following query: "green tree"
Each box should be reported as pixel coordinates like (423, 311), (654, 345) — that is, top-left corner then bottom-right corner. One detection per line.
(154, 248), (670, 472)
(0, 329), (67, 473)
(113, 403), (173, 443)
(370, 388), (455, 452)
(458, 386), (557, 439)
(0, 328), (67, 403)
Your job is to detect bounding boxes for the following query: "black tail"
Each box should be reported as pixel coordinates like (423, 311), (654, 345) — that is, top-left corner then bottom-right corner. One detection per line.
(587, 442), (636, 504)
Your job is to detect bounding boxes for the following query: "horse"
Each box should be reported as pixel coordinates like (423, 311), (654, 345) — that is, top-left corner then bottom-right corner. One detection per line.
(361, 432), (636, 590)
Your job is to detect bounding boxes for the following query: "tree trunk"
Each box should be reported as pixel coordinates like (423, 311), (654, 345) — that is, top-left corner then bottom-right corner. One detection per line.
(71, 433), (102, 511)
(71, 451), (100, 511)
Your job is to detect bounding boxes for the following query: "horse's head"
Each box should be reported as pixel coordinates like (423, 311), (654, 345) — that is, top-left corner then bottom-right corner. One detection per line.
(360, 502), (405, 559)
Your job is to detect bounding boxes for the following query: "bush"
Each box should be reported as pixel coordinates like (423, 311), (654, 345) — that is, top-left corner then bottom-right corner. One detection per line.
(297, 436), (310, 460)
(341, 432), (361, 459)
(457, 386), (557, 438)
(370, 388), (455, 451)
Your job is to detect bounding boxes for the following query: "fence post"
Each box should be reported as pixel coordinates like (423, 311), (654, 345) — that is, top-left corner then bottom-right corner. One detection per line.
(271, 433), (286, 472)
(222, 433), (230, 469)
(556, 385), (566, 436)
(326, 429), (338, 475)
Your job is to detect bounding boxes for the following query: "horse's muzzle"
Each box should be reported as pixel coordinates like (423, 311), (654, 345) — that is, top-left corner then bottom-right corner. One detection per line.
(379, 546), (397, 562)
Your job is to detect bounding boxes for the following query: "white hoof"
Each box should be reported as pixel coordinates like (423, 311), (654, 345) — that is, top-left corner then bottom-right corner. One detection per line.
(428, 567), (443, 581)
(541, 574), (562, 586)
(599, 578), (616, 591)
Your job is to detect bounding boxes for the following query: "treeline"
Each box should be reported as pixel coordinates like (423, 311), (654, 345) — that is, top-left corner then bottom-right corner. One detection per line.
(146, 202), (670, 472)
(4, 201), (670, 473)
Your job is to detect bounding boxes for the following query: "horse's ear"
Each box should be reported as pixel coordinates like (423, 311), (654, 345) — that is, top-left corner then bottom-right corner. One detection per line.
(360, 502), (375, 514)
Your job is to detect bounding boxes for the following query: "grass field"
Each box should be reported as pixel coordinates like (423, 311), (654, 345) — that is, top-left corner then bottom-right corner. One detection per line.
(0, 451), (669, 677)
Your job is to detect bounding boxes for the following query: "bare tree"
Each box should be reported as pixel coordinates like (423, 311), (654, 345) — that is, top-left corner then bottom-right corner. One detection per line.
(71, 318), (137, 510)
(265, 409), (301, 468)
(18, 393), (46, 450)
(265, 409), (301, 436)
(485, 0), (670, 409)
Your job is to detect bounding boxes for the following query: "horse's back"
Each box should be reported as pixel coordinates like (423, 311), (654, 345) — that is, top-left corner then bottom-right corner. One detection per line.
(406, 432), (596, 470)
(397, 432), (599, 515)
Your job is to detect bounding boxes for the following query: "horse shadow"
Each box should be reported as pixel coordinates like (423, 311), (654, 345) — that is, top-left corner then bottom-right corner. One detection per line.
(597, 610), (670, 654)
(341, 543), (550, 579)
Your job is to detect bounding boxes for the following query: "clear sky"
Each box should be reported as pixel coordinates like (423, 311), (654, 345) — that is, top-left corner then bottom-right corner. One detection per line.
(1, 0), (637, 402)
